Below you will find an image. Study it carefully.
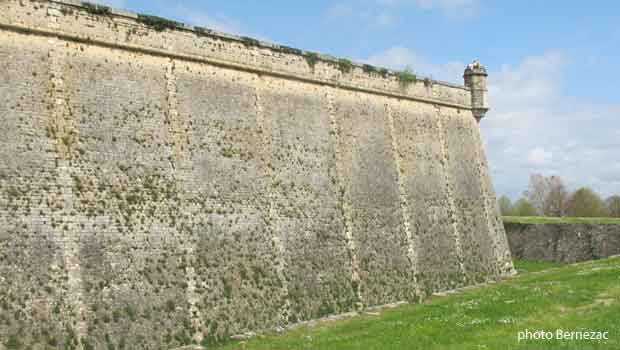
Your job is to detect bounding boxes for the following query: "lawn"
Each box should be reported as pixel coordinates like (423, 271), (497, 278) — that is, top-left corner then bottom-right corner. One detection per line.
(513, 260), (564, 273)
(215, 257), (620, 350)
(502, 216), (620, 225)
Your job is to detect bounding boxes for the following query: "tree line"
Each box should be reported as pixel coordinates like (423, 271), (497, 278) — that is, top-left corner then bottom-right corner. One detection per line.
(498, 174), (620, 217)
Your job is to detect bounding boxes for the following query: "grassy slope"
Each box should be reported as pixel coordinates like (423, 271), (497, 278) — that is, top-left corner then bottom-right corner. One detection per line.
(513, 260), (563, 273)
(216, 257), (620, 350)
(503, 216), (620, 225)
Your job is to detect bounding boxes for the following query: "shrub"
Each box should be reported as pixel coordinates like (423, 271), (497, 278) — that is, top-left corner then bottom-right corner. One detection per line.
(137, 14), (180, 32)
(304, 52), (319, 70)
(82, 2), (111, 16)
(397, 68), (416, 88)
(337, 58), (354, 74)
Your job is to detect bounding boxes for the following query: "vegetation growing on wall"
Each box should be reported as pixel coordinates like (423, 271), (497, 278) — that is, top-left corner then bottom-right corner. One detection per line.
(194, 26), (213, 37)
(279, 45), (303, 56)
(240, 36), (261, 47)
(304, 52), (319, 70)
(337, 58), (354, 74)
(362, 64), (378, 75)
(397, 68), (417, 88)
(362, 64), (391, 78)
(82, 2), (111, 16)
(213, 257), (620, 350)
(137, 14), (181, 32)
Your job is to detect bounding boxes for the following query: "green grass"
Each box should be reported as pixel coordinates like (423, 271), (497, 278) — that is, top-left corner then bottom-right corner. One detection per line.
(513, 259), (564, 273)
(503, 216), (620, 225)
(215, 257), (620, 350)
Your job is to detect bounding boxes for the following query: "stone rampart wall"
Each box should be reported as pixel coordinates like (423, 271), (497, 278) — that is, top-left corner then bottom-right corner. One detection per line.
(0, 1), (513, 348)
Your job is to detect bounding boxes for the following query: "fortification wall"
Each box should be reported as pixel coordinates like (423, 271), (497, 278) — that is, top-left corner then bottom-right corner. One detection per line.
(0, 1), (513, 349)
(506, 223), (620, 264)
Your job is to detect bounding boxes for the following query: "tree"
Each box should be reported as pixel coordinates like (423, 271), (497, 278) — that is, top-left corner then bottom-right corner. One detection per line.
(524, 173), (548, 215)
(566, 187), (605, 217)
(545, 176), (568, 216)
(524, 174), (568, 216)
(512, 198), (537, 216)
(605, 195), (620, 217)
(498, 195), (513, 216)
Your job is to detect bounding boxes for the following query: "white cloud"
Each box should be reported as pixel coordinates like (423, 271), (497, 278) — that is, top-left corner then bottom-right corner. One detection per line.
(364, 46), (465, 83)
(325, 0), (478, 28)
(377, 0), (480, 19)
(324, 3), (398, 28)
(482, 51), (620, 199)
(527, 148), (553, 165)
(373, 11), (398, 27)
(325, 3), (355, 19)
(172, 4), (250, 37)
(363, 47), (620, 199)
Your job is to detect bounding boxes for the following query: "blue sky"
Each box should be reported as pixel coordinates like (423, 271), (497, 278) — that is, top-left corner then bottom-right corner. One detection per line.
(100, 0), (620, 200)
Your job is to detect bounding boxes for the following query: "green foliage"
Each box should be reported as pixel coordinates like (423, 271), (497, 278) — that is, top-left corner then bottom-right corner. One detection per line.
(137, 14), (181, 32)
(112, 309), (122, 322)
(5, 335), (20, 349)
(194, 26), (212, 36)
(82, 338), (94, 350)
(47, 336), (58, 347)
(513, 260), (563, 273)
(222, 279), (233, 299)
(606, 195), (620, 217)
(567, 187), (605, 217)
(304, 52), (319, 70)
(202, 334), (232, 348)
(362, 64), (377, 75)
(240, 36), (261, 47)
(82, 2), (111, 16)
(125, 304), (137, 321)
(279, 45), (303, 56)
(498, 195), (513, 216)
(61, 135), (72, 147)
(318, 302), (336, 317)
(337, 58), (354, 74)
(511, 198), (537, 216)
(361, 64), (390, 78)
(396, 68), (416, 88)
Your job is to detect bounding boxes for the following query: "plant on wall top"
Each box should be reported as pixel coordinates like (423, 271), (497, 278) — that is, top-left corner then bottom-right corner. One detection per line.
(397, 67), (416, 88)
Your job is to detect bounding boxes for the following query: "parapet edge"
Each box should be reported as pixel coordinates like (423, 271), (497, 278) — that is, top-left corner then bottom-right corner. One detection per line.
(4, 0), (473, 109)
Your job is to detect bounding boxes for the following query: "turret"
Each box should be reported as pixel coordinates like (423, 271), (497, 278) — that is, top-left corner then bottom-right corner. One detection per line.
(463, 60), (489, 122)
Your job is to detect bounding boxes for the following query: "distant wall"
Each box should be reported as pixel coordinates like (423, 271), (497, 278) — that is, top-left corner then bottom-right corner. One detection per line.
(0, 1), (513, 349)
(505, 223), (620, 263)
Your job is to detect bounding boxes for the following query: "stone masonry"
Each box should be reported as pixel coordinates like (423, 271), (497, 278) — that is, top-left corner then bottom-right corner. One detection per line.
(0, 1), (514, 348)
(506, 223), (620, 264)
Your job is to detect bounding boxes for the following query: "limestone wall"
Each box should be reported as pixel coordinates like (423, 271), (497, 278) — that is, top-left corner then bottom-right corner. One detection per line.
(506, 223), (620, 264)
(0, 1), (513, 349)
